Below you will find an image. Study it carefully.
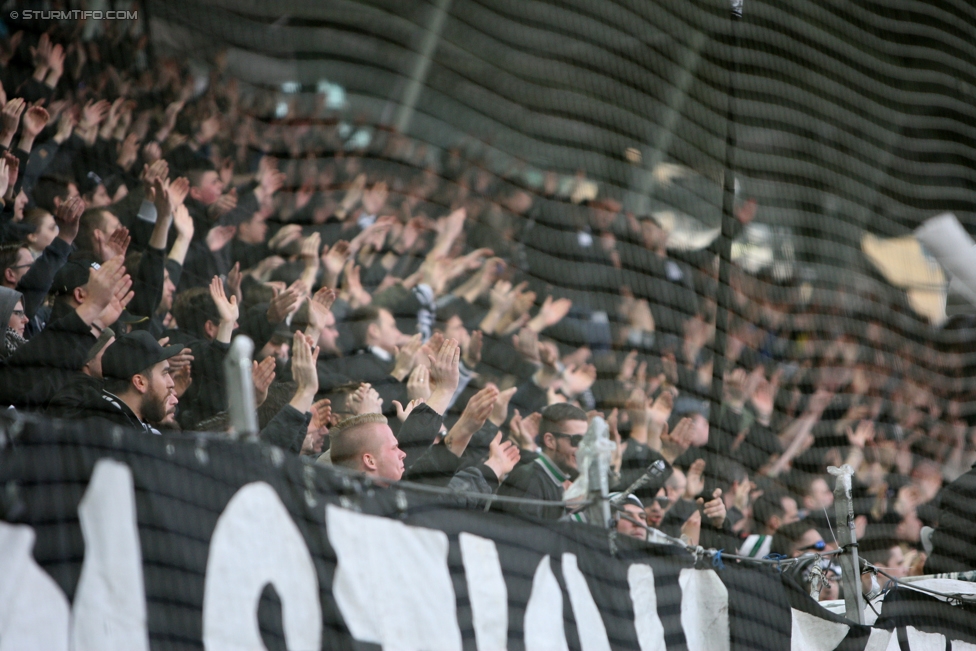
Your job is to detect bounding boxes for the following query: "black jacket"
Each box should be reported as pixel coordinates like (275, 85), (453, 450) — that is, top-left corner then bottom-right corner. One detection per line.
(925, 465), (976, 574)
(496, 455), (566, 521)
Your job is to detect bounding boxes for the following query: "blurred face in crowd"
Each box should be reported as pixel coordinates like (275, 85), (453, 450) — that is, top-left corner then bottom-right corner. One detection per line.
(98, 210), (122, 238)
(4, 247), (34, 287)
(665, 469), (685, 506)
(543, 418), (586, 476)
(13, 189), (28, 222)
(804, 478), (833, 512)
(780, 496), (799, 526)
(792, 528), (825, 558)
(317, 309), (340, 355)
(360, 422), (405, 482)
(28, 212), (59, 252)
(159, 268), (176, 313)
(616, 503), (647, 541)
(136, 360), (177, 426)
(688, 413), (709, 447)
(368, 308), (406, 354)
(190, 171), (225, 206)
(7, 300), (27, 336)
(444, 315), (469, 349)
(87, 184), (112, 208)
(238, 213), (268, 244)
(645, 487), (670, 528)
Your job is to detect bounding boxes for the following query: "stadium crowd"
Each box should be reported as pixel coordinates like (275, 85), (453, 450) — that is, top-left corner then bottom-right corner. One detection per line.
(0, 20), (974, 602)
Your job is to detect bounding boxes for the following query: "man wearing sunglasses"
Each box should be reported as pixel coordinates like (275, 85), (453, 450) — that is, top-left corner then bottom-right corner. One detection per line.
(497, 403), (588, 521)
(769, 520), (826, 558)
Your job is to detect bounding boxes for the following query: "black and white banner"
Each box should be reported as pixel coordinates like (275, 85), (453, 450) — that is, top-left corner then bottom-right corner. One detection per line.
(0, 415), (973, 650)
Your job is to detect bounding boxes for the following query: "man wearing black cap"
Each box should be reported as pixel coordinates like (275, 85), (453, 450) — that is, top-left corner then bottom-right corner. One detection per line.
(92, 330), (182, 434)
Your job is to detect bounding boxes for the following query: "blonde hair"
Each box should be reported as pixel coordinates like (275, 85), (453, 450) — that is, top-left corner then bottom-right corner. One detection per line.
(329, 413), (389, 469)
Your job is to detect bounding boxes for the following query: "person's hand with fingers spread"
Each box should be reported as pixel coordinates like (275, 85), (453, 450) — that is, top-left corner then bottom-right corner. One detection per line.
(561, 363), (597, 397)
(512, 327), (540, 364)
(54, 195), (84, 245)
(302, 399), (332, 455)
(321, 240), (350, 288)
(684, 458), (706, 500)
(697, 488), (727, 529)
(489, 385), (518, 427)
(76, 257), (124, 325)
(267, 281), (302, 324)
(209, 276), (239, 343)
(299, 232), (321, 290)
(252, 356), (276, 408)
(225, 262), (244, 304)
(0, 97), (25, 148)
(527, 295), (572, 333)
(289, 331), (320, 415)
(484, 432), (521, 483)
(392, 398), (424, 422)
(444, 385), (499, 457)
(392, 333), (422, 382)
(406, 364), (431, 402)
(348, 383), (383, 415)
(426, 337), (461, 415)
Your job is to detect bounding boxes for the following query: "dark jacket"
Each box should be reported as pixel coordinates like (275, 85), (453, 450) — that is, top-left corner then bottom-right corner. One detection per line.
(925, 465), (976, 574)
(496, 455), (566, 521)
(0, 310), (96, 408)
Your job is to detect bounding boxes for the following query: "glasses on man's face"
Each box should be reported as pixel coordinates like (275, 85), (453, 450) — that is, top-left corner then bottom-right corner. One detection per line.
(799, 540), (826, 552)
(554, 433), (584, 447)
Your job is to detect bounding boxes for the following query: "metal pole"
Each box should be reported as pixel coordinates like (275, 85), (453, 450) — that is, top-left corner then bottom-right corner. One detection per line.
(583, 417), (612, 529)
(828, 464), (865, 624)
(393, 0), (452, 134)
(224, 335), (257, 440)
(709, 1), (743, 453)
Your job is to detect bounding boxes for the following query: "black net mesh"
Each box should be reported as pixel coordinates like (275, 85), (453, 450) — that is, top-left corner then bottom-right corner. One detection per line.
(1, 0), (975, 647)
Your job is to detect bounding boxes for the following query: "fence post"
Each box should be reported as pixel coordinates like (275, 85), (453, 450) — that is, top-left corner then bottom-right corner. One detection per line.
(224, 335), (257, 440)
(583, 417), (612, 529)
(828, 465), (864, 624)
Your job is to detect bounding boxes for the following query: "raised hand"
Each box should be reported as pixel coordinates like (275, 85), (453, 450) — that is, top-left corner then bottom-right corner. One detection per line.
(172, 204), (194, 241)
(208, 276), (239, 343)
(291, 331), (320, 401)
(267, 280), (303, 323)
(618, 350), (639, 384)
(445, 385), (499, 456)
(846, 419), (875, 449)
(54, 195), (84, 245)
(392, 398), (424, 422)
(684, 458), (706, 499)
(512, 327), (540, 364)
(391, 333), (423, 381)
(142, 140), (162, 164)
(321, 240), (350, 285)
(528, 295), (572, 333)
(562, 363), (597, 397)
(168, 176), (190, 209)
(489, 385), (518, 426)
(0, 98), (25, 141)
(348, 383), (383, 415)
(428, 337), (461, 394)
(697, 488), (726, 529)
(406, 364), (431, 402)
(484, 431), (521, 482)
(116, 132), (140, 169)
(96, 225), (130, 262)
(252, 356), (276, 408)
